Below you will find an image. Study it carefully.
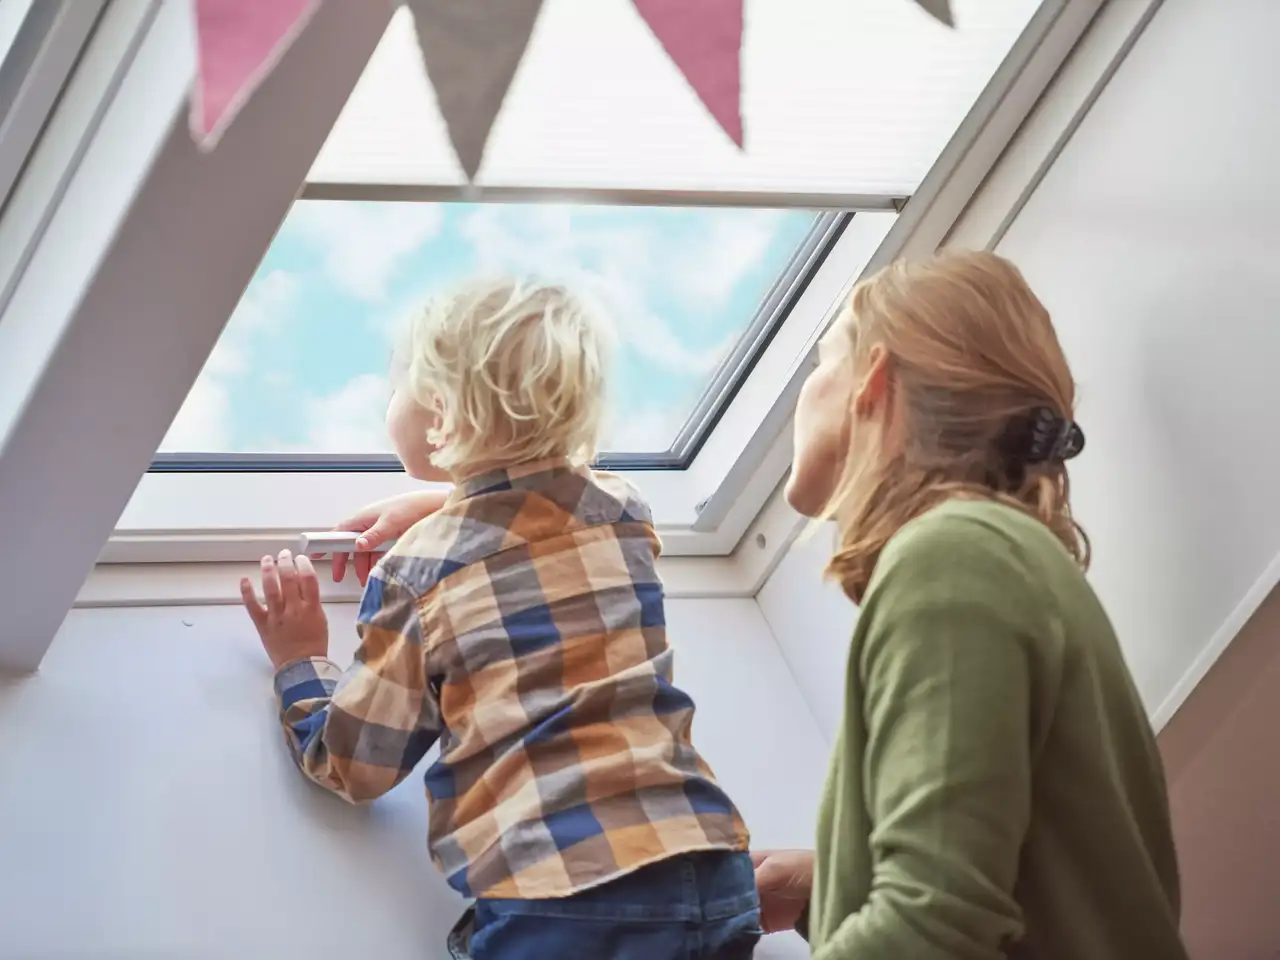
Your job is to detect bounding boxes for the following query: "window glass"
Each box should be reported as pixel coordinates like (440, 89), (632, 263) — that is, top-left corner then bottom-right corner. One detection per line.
(157, 200), (820, 464)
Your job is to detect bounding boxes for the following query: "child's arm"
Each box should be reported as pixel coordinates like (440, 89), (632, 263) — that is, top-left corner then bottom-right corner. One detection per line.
(268, 566), (441, 804)
(312, 488), (453, 585)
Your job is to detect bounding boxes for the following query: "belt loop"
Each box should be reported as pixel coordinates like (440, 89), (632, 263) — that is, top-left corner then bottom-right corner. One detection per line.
(682, 853), (698, 910)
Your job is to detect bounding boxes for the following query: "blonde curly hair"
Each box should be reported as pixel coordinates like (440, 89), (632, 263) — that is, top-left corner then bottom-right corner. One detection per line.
(393, 277), (611, 473)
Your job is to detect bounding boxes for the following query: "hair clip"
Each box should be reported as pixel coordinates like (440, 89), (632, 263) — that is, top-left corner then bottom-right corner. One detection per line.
(1024, 407), (1085, 463)
(1001, 406), (1085, 465)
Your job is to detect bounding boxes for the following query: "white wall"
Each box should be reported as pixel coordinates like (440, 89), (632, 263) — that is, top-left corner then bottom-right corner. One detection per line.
(994, 0), (1280, 722)
(0, 600), (822, 959)
(758, 0), (1280, 730)
(757, 525), (854, 744)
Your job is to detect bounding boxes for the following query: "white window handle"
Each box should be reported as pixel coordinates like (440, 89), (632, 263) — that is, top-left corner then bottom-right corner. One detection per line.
(297, 532), (394, 555)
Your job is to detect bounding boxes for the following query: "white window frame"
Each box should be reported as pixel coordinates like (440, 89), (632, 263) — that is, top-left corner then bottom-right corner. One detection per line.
(107, 0), (1093, 562)
(0, 0), (1157, 669)
(0, 0), (106, 300)
(0, 0), (395, 670)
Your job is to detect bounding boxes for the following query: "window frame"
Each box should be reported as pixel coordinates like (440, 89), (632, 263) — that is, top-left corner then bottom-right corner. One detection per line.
(104, 0), (1096, 564)
(0, 0), (107, 305)
(0, 0), (396, 670)
(0, 0), (1135, 672)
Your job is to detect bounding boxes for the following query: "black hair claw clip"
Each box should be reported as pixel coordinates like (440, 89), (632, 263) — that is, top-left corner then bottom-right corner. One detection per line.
(1002, 407), (1086, 465)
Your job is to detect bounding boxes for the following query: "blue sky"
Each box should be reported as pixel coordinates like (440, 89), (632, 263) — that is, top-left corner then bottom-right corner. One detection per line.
(160, 201), (816, 457)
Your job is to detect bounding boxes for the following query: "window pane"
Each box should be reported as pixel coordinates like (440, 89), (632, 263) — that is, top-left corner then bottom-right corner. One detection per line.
(310, 0), (1043, 195)
(158, 201), (818, 462)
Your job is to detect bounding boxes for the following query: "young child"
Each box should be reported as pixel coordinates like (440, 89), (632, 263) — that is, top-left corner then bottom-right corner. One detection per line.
(239, 277), (762, 960)
(752, 251), (1188, 958)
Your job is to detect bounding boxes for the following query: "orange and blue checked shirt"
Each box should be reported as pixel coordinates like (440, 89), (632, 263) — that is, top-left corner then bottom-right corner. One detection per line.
(273, 459), (749, 900)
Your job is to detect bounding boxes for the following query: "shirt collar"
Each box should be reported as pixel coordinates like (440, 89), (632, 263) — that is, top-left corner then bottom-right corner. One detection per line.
(449, 457), (587, 503)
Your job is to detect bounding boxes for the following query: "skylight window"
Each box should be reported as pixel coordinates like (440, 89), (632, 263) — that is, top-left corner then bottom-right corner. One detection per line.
(0, 0), (1114, 665)
(154, 200), (828, 470)
(149, 0), (1047, 476)
(79, 0), (1075, 565)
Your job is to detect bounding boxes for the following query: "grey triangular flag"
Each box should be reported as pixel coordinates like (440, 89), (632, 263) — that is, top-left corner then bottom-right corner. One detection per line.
(912, 0), (955, 27)
(407, 0), (544, 180)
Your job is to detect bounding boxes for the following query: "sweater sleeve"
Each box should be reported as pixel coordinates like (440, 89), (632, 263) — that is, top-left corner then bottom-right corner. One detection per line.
(815, 514), (1057, 960)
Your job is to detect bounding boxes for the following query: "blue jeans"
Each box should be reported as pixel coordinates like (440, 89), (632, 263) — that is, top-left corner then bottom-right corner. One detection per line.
(452, 851), (762, 959)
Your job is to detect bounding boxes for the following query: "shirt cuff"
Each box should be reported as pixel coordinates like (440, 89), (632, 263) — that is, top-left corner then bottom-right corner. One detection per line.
(795, 902), (811, 942)
(273, 657), (342, 702)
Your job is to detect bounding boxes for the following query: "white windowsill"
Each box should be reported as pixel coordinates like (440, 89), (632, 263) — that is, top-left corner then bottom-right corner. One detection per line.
(77, 551), (761, 608)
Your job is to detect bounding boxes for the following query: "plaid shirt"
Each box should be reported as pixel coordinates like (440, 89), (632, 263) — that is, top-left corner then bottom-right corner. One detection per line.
(274, 460), (749, 900)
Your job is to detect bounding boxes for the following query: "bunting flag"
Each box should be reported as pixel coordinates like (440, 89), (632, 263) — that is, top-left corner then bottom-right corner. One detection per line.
(190, 0), (320, 151)
(631, 0), (744, 148)
(189, 0), (955, 168)
(405, 0), (544, 180)
(912, 0), (956, 28)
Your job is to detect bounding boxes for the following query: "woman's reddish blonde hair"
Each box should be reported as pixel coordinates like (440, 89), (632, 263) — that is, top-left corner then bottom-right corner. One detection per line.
(819, 250), (1089, 602)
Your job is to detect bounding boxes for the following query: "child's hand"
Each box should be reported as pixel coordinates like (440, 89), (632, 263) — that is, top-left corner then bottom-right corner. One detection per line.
(313, 489), (450, 585)
(240, 550), (329, 670)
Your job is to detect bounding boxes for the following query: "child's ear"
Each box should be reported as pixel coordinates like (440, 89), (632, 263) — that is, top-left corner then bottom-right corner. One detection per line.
(426, 394), (447, 428)
(425, 406), (447, 447)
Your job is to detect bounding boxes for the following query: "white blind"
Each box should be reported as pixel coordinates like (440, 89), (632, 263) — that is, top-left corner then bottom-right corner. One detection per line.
(308, 0), (1045, 196)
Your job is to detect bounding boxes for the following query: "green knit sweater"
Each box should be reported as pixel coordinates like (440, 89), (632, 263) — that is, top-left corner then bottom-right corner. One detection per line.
(809, 499), (1187, 960)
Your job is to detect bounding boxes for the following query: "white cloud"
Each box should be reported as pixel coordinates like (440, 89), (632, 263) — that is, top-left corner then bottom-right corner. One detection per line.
(161, 371), (397, 456)
(230, 269), (299, 333)
(366, 286), (432, 351)
(619, 305), (737, 376)
(202, 337), (246, 378)
(664, 209), (790, 308)
(458, 205), (730, 377)
(202, 269), (302, 378)
(601, 404), (686, 453)
(157, 376), (232, 452)
(286, 201), (444, 303)
(156, 269), (304, 453)
(302, 373), (395, 453)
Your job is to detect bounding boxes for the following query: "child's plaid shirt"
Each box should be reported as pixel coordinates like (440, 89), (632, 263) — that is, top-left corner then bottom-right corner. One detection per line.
(273, 459), (749, 899)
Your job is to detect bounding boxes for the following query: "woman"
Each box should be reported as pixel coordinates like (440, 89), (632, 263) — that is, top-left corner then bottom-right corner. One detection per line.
(751, 251), (1188, 958)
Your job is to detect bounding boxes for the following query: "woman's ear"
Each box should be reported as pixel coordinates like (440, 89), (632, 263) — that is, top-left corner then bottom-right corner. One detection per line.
(853, 344), (891, 417)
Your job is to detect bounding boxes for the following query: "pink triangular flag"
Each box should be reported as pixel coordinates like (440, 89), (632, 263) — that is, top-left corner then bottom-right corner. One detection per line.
(190, 0), (321, 151)
(631, 0), (744, 147)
